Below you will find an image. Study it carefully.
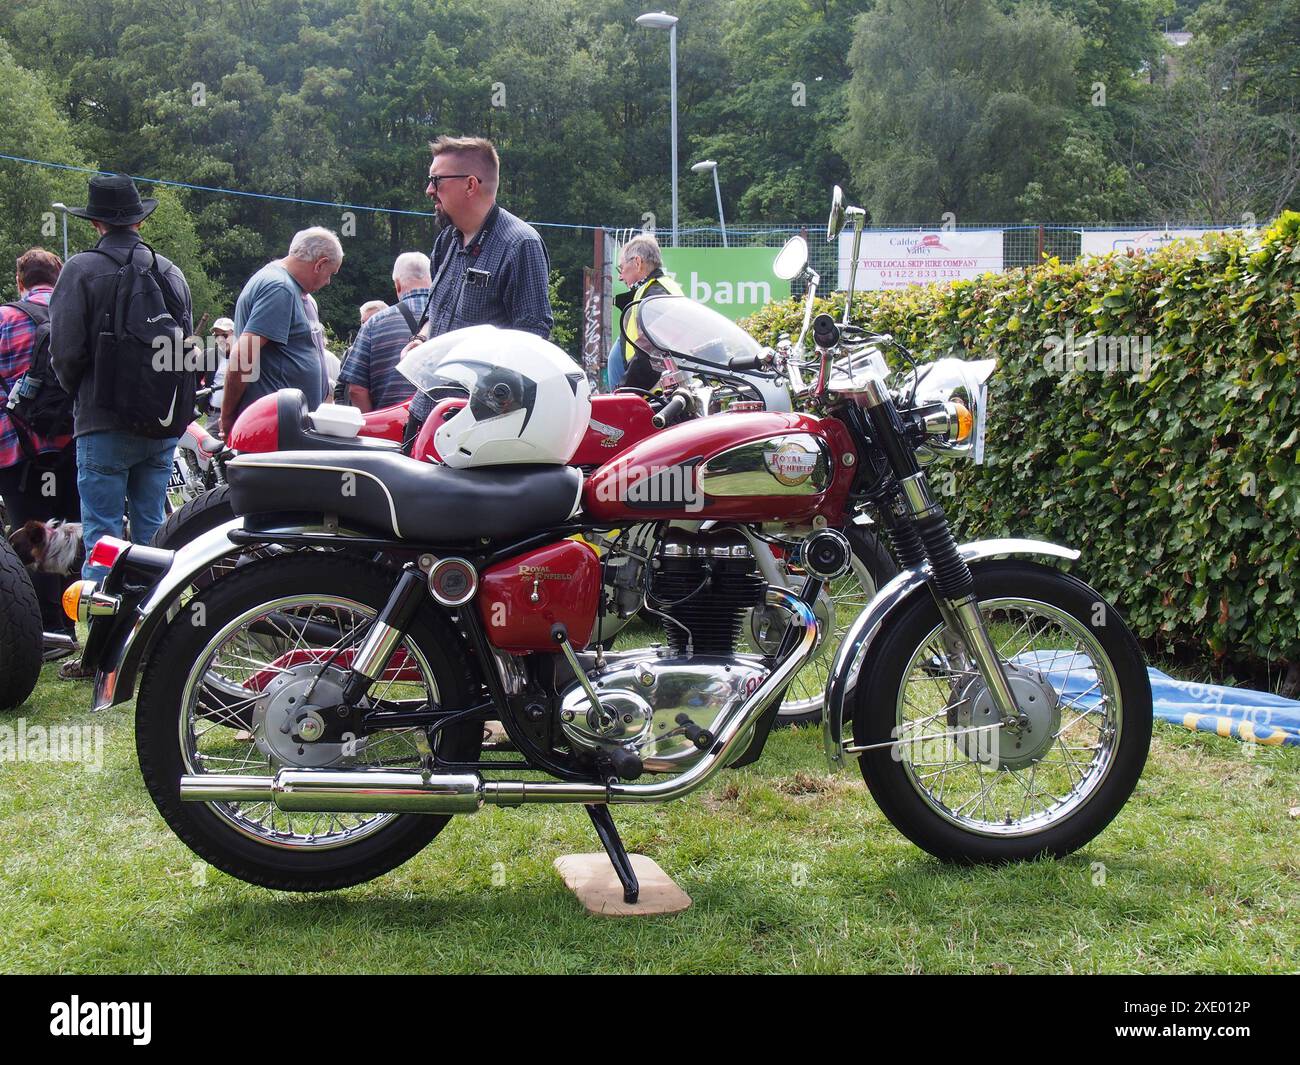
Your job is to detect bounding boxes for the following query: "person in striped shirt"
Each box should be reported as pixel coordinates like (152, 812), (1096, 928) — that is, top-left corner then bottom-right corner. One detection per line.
(0, 247), (79, 646)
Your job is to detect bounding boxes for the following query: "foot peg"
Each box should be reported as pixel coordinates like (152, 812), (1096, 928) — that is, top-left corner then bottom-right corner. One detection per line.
(596, 747), (643, 781)
(676, 713), (715, 751)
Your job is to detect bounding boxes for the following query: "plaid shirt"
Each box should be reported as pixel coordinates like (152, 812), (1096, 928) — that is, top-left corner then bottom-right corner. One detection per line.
(337, 287), (429, 409)
(410, 205), (554, 421)
(0, 286), (69, 469)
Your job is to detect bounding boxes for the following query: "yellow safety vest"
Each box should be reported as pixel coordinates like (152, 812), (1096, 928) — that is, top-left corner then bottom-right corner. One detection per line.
(621, 271), (685, 348)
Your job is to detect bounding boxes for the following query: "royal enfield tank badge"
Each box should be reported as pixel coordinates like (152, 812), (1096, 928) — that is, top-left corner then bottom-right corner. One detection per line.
(588, 418), (625, 448)
(763, 442), (819, 487)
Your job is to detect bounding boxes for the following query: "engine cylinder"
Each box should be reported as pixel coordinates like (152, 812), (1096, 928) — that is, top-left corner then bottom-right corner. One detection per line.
(652, 528), (765, 656)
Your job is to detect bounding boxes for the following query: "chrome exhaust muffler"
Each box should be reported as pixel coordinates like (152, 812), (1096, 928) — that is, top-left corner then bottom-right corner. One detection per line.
(180, 769), (485, 814)
(180, 587), (820, 814)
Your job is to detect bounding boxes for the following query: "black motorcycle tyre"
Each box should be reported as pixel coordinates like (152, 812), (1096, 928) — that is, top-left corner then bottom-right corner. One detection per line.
(0, 537), (44, 711)
(136, 554), (483, 891)
(853, 561), (1152, 863)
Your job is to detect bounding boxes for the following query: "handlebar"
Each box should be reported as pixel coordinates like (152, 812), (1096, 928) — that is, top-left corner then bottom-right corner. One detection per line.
(727, 353), (764, 372)
(651, 390), (691, 429)
(812, 313), (840, 350)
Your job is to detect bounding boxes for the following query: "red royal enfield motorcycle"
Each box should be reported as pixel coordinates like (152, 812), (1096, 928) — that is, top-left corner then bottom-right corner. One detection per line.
(77, 182), (1152, 897)
(74, 292), (1152, 898)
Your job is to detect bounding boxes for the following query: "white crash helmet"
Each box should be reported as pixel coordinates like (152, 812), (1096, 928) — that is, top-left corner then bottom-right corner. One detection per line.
(398, 325), (591, 468)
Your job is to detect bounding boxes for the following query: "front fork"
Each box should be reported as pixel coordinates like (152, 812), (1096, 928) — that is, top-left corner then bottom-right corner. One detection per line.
(855, 381), (1021, 724)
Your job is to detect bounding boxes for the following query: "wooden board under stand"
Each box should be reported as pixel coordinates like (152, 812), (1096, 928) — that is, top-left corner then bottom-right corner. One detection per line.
(554, 853), (693, 917)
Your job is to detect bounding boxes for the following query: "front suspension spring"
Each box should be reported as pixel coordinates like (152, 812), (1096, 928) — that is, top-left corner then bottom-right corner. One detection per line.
(915, 510), (974, 601)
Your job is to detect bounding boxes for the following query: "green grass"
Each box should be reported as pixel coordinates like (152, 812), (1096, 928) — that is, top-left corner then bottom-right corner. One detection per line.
(1, 638), (1297, 974)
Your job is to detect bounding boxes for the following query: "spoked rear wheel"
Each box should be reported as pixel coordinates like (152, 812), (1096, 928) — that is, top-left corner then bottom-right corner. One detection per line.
(136, 554), (482, 891)
(854, 561), (1151, 863)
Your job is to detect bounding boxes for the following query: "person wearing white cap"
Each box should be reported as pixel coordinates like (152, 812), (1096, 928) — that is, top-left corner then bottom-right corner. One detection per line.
(208, 316), (235, 418)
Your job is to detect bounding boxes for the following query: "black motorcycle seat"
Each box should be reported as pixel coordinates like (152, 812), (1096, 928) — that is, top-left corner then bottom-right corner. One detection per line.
(276, 389), (402, 452)
(225, 450), (584, 543)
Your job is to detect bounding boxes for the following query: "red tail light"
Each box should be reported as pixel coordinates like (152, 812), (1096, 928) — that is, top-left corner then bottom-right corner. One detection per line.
(89, 537), (131, 571)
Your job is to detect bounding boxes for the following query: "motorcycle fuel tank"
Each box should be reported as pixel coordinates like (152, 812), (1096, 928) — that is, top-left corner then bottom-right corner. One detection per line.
(477, 538), (602, 652)
(572, 394), (658, 465)
(582, 411), (858, 524)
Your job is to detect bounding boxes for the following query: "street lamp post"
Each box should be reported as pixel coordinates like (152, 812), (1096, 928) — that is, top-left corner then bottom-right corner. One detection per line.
(50, 202), (69, 260)
(636, 11), (679, 247)
(691, 160), (726, 247)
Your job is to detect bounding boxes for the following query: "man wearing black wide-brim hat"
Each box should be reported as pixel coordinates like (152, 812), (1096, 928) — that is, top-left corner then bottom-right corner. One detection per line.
(49, 174), (193, 678)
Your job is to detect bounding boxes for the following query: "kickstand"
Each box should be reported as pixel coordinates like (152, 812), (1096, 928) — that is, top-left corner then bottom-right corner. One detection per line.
(585, 804), (639, 904)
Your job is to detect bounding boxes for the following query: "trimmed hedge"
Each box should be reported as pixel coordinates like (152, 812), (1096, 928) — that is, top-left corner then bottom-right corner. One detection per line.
(742, 213), (1300, 665)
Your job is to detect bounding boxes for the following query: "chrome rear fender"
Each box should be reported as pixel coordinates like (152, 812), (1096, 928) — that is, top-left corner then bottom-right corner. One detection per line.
(93, 519), (253, 711)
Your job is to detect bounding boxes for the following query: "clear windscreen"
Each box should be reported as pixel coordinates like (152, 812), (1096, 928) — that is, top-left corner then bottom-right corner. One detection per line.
(633, 296), (764, 369)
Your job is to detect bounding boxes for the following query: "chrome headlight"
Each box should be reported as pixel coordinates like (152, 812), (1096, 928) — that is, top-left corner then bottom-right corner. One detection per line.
(908, 357), (996, 463)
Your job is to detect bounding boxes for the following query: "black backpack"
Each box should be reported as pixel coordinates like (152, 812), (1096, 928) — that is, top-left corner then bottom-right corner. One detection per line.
(0, 299), (75, 456)
(88, 240), (196, 438)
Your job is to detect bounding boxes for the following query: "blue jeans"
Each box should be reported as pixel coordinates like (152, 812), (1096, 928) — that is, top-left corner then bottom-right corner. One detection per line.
(606, 339), (626, 391)
(76, 431), (177, 581)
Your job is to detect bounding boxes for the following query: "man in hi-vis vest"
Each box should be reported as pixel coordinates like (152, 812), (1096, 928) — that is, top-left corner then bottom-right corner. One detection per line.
(610, 233), (683, 391)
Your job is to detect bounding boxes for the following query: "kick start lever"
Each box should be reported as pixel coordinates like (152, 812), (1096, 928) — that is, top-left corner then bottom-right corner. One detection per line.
(552, 623), (604, 712)
(554, 624), (644, 782)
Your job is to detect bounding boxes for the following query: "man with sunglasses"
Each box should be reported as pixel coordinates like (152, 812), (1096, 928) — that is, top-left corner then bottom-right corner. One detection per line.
(402, 136), (554, 438)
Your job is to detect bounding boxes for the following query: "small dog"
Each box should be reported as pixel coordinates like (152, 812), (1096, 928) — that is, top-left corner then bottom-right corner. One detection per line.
(8, 519), (85, 577)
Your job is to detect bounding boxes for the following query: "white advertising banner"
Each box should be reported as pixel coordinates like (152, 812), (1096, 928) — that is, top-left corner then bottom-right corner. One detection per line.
(1079, 228), (1214, 257)
(838, 229), (1003, 290)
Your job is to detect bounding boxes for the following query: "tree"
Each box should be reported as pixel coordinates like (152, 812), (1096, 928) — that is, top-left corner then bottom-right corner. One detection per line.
(0, 37), (88, 274)
(684, 0), (870, 223)
(1126, 47), (1300, 221)
(0, 39), (217, 318)
(1017, 122), (1152, 222)
(839, 0), (1085, 222)
(1189, 0), (1300, 114)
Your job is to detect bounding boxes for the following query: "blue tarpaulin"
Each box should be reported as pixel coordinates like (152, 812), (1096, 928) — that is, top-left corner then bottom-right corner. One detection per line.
(1015, 651), (1300, 748)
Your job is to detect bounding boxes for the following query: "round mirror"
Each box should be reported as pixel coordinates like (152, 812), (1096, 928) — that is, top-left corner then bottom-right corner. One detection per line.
(772, 235), (808, 280)
(826, 185), (845, 242)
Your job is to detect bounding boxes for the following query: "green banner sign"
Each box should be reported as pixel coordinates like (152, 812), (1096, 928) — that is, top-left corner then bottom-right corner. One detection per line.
(651, 248), (791, 322)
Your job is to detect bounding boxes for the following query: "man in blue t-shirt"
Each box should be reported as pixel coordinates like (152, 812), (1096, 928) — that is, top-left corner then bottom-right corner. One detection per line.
(220, 227), (342, 436)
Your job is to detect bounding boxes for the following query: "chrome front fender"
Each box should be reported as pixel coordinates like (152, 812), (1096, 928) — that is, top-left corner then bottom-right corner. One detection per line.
(93, 518), (249, 711)
(821, 538), (1081, 768)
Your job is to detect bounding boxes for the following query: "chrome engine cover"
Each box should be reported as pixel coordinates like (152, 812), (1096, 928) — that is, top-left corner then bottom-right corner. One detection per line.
(560, 655), (769, 772)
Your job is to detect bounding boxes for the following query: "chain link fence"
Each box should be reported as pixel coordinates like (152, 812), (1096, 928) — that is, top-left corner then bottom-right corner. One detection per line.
(634, 221), (1234, 271)
(592, 220), (1236, 369)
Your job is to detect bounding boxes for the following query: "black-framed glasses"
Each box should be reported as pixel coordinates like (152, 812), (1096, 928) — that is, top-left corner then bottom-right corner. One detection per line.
(427, 174), (473, 191)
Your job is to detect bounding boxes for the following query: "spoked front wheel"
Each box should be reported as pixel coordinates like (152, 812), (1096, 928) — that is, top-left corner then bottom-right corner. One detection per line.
(854, 560), (1151, 863)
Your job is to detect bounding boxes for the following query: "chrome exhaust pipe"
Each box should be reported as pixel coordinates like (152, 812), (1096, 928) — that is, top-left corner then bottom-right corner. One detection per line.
(181, 587), (819, 814)
(179, 770), (484, 814)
